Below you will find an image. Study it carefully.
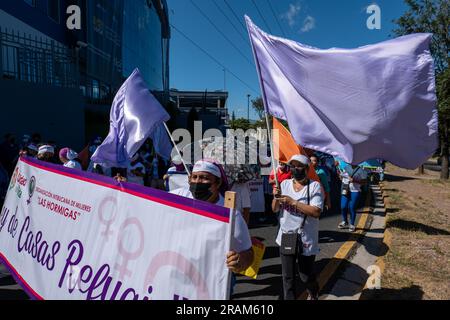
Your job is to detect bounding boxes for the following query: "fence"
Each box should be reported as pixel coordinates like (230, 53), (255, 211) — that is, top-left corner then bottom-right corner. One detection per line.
(0, 27), (78, 88)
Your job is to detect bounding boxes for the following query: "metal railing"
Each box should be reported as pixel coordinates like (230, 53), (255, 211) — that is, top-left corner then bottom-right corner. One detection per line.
(0, 27), (78, 88)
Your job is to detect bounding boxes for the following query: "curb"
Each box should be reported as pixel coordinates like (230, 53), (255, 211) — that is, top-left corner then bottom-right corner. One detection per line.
(359, 182), (392, 299)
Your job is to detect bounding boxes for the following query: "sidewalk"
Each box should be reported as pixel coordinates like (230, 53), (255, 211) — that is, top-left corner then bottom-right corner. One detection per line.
(321, 185), (387, 300)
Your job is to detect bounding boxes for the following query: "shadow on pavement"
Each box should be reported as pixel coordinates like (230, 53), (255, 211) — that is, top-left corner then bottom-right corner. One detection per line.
(0, 275), (16, 286)
(387, 218), (450, 235)
(262, 245), (279, 260)
(0, 276), (29, 300)
(383, 174), (417, 182)
(319, 258), (368, 298)
(360, 285), (424, 300)
(319, 230), (350, 244)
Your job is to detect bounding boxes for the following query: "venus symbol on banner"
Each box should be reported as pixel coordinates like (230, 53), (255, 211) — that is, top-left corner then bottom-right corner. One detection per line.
(115, 217), (145, 280)
(98, 196), (118, 241)
(144, 251), (210, 300)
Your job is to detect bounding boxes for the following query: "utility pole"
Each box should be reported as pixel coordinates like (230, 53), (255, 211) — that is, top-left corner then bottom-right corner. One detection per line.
(247, 94), (251, 121)
(223, 69), (226, 91)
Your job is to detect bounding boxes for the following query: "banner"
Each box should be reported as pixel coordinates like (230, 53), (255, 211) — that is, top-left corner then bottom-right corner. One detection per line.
(0, 157), (232, 300)
(248, 179), (265, 213)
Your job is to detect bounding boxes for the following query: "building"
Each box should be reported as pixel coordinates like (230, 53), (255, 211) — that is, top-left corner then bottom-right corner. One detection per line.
(169, 89), (230, 134)
(0, 0), (170, 150)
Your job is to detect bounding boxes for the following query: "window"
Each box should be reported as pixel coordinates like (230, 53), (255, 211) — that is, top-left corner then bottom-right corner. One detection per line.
(23, 0), (36, 7)
(47, 0), (60, 23)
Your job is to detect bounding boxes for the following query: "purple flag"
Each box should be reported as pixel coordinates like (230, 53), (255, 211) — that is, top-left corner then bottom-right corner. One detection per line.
(246, 16), (438, 169)
(91, 68), (170, 168)
(148, 123), (173, 161)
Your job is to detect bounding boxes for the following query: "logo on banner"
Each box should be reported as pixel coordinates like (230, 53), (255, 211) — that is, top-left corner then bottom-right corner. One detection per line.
(27, 176), (36, 205)
(9, 167), (19, 191)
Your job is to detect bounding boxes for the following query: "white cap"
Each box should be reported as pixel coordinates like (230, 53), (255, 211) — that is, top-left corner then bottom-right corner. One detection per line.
(192, 160), (221, 178)
(288, 154), (311, 166)
(38, 145), (55, 155)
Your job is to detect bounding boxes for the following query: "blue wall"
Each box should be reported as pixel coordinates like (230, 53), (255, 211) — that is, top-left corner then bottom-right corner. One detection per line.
(0, 0), (75, 45)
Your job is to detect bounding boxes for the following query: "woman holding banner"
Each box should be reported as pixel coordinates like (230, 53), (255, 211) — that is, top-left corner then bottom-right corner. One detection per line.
(170, 160), (254, 275)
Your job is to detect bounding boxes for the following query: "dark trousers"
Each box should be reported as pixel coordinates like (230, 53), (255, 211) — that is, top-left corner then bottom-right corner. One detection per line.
(280, 250), (318, 300)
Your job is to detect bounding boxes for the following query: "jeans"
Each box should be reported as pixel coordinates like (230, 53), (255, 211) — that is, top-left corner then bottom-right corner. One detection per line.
(341, 192), (361, 226)
(280, 248), (318, 300)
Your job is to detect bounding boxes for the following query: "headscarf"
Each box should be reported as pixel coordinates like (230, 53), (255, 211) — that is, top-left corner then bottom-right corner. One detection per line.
(59, 147), (69, 160)
(38, 145), (55, 156)
(67, 149), (78, 161)
(193, 159), (229, 196)
(59, 148), (78, 161)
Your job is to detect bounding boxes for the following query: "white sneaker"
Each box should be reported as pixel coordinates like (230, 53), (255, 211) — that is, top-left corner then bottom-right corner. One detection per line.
(338, 221), (348, 229)
(349, 225), (356, 232)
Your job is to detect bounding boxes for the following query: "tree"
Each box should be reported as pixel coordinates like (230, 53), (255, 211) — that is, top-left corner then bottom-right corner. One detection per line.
(251, 96), (290, 130)
(393, 0), (449, 179)
(228, 118), (252, 131)
(251, 97), (265, 120)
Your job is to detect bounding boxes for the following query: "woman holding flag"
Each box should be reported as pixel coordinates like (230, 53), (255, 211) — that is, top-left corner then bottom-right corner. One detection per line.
(272, 155), (324, 300)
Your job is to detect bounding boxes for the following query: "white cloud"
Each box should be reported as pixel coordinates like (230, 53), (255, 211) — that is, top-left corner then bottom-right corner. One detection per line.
(300, 15), (315, 33)
(281, 3), (302, 27)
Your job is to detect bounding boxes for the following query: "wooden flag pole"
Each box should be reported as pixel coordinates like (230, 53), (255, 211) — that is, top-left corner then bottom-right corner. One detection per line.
(224, 191), (237, 300)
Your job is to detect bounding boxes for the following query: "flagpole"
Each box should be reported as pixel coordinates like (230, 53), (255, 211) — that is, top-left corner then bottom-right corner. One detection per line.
(163, 122), (191, 177)
(265, 113), (280, 189)
(245, 16), (280, 190)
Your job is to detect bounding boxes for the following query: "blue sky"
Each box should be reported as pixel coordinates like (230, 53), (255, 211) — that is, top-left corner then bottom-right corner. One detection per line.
(168, 0), (409, 120)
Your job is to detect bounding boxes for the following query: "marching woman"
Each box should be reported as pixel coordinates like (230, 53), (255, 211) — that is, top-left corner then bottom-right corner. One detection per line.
(59, 147), (82, 170)
(170, 159), (254, 293)
(272, 155), (324, 300)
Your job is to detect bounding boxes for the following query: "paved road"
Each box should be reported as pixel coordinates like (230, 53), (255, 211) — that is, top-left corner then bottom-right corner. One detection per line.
(0, 264), (28, 300)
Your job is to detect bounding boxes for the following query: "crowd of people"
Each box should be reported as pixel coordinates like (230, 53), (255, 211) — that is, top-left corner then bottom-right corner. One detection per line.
(0, 132), (379, 300)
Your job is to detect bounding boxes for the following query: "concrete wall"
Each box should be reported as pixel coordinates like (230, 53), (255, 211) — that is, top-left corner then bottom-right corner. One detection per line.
(0, 79), (85, 150)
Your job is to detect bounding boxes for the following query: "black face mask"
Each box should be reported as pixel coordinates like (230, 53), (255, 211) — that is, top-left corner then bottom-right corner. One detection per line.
(189, 183), (213, 201)
(291, 167), (307, 181)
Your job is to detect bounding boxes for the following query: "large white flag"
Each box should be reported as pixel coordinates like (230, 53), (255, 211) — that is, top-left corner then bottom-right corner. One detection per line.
(246, 16), (438, 169)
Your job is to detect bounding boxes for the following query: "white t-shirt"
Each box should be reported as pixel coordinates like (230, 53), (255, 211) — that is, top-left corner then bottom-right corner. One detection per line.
(230, 182), (251, 213)
(166, 167), (189, 191)
(127, 162), (145, 185)
(64, 160), (82, 170)
(170, 188), (252, 253)
(341, 166), (367, 192)
(276, 179), (324, 256)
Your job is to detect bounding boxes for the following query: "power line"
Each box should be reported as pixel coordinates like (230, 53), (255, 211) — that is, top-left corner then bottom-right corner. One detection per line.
(265, 0), (287, 37)
(250, 0), (273, 34)
(170, 24), (259, 95)
(189, 0), (255, 67)
(211, 0), (249, 45)
(223, 0), (247, 33)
